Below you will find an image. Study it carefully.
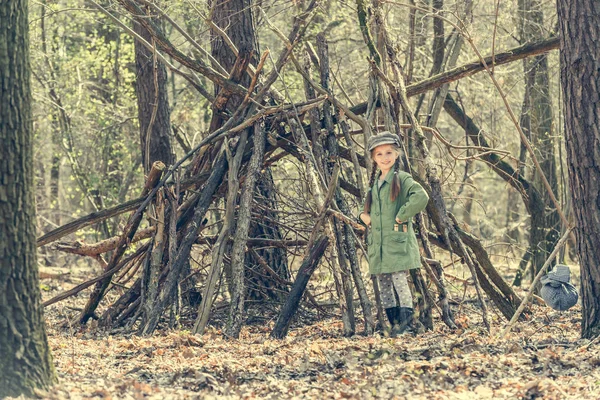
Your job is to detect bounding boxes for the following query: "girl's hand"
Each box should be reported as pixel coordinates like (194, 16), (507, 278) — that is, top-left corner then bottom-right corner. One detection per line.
(361, 213), (371, 226)
(395, 218), (403, 224)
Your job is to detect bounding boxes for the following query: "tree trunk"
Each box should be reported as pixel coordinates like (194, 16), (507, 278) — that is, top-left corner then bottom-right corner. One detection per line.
(519, 0), (560, 279)
(39, 1), (61, 229)
(133, 5), (174, 172)
(208, 0), (256, 134)
(556, 0), (600, 339)
(0, 0), (56, 395)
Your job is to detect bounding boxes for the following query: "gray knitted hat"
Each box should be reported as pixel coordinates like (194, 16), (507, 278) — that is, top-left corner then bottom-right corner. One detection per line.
(367, 131), (400, 151)
(540, 265), (578, 311)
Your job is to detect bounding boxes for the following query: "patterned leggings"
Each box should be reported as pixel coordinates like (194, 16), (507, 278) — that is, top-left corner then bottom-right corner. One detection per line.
(377, 271), (413, 309)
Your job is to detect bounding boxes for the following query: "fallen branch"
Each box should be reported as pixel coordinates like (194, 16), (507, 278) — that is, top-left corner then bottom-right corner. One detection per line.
(42, 244), (148, 308)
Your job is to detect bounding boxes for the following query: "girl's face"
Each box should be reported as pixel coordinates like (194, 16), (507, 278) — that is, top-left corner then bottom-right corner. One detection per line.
(372, 144), (399, 175)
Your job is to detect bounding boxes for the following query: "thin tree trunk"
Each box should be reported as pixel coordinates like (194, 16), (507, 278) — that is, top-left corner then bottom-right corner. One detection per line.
(39, 2), (62, 226)
(519, 0), (560, 279)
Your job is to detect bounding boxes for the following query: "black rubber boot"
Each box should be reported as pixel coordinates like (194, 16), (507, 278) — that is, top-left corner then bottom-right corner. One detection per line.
(394, 307), (414, 336)
(385, 307), (401, 337)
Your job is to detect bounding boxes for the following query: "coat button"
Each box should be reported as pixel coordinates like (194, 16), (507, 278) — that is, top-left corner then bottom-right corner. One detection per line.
(374, 212), (379, 216)
(376, 227), (380, 231)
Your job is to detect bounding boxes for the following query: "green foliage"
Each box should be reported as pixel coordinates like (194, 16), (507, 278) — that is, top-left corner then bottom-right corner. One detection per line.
(31, 1), (141, 238)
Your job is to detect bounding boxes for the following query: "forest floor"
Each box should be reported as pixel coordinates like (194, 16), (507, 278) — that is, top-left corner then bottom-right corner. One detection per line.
(34, 266), (600, 400)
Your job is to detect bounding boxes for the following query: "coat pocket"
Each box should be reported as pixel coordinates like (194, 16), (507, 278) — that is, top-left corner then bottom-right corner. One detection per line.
(386, 231), (409, 256)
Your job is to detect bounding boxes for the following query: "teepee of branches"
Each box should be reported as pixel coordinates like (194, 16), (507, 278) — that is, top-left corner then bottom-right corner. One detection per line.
(38, 0), (565, 338)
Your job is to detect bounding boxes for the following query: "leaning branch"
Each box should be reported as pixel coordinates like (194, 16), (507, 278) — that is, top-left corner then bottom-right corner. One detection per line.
(36, 172), (210, 247)
(349, 36), (559, 115)
(498, 227), (573, 339)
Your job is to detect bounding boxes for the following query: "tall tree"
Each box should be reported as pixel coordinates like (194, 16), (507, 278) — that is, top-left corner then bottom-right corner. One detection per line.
(518, 0), (560, 280)
(134, 5), (174, 172)
(556, 0), (600, 338)
(0, 0), (56, 396)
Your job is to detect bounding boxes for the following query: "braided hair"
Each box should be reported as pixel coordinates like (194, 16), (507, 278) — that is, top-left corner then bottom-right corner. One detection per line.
(362, 163), (378, 213)
(390, 156), (402, 201)
(363, 145), (402, 213)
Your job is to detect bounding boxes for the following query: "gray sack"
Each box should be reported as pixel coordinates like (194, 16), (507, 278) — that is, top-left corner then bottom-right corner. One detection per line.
(540, 265), (578, 311)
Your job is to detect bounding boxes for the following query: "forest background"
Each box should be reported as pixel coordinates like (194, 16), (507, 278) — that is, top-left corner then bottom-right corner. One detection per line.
(3, 0), (600, 398)
(33, 0), (561, 263)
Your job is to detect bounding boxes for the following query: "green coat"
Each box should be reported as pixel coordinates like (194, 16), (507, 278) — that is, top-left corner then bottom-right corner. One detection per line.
(361, 170), (429, 275)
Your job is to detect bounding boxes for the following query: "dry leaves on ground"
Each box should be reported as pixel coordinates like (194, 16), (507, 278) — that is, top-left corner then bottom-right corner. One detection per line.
(32, 303), (600, 400)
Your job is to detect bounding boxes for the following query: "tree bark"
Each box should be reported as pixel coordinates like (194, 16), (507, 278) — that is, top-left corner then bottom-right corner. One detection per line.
(208, 0), (256, 113)
(556, 0), (600, 339)
(0, 0), (56, 395)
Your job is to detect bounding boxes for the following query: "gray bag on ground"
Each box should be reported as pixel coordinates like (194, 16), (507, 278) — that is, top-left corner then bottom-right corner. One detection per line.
(540, 264), (578, 311)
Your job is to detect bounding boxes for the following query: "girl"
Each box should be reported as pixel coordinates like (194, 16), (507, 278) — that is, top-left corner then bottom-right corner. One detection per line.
(359, 131), (429, 336)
